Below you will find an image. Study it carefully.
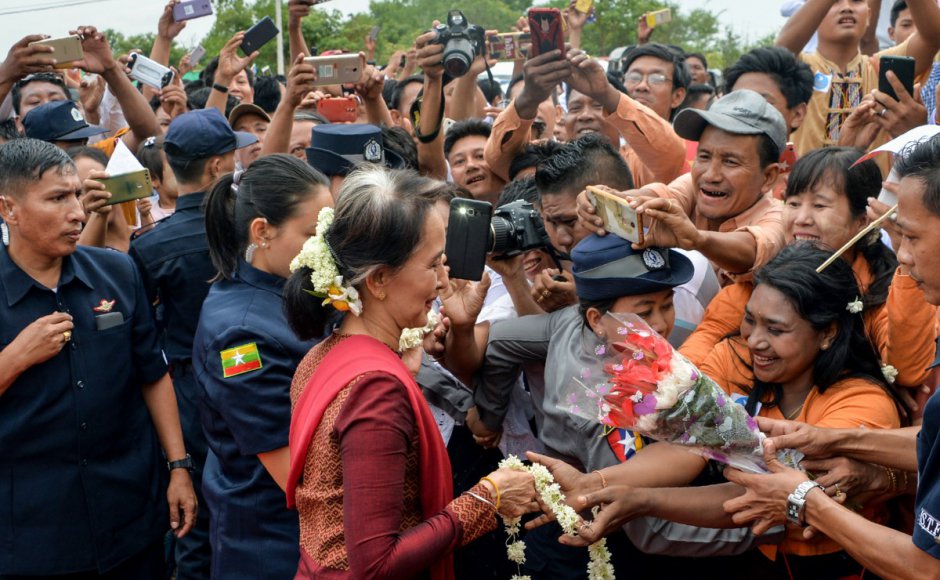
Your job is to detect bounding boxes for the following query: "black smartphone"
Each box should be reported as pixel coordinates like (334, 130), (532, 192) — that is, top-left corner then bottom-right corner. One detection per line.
(241, 16), (279, 56)
(879, 55), (915, 102)
(445, 198), (493, 281)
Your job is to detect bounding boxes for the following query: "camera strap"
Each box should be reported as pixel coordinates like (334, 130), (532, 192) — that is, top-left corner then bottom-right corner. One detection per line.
(412, 80), (446, 144)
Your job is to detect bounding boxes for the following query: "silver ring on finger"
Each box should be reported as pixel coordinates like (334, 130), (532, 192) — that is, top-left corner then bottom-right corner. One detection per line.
(879, 108), (887, 117)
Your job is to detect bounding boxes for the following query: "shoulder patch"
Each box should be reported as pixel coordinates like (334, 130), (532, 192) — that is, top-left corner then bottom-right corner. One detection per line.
(220, 342), (263, 378)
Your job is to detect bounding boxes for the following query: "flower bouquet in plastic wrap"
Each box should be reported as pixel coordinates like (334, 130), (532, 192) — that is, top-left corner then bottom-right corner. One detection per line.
(563, 313), (800, 473)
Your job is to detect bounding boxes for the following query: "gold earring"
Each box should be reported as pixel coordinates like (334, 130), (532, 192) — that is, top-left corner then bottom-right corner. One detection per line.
(377, 291), (386, 301)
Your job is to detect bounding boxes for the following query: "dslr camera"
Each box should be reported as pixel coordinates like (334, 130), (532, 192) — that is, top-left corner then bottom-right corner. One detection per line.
(491, 200), (551, 257)
(431, 10), (485, 78)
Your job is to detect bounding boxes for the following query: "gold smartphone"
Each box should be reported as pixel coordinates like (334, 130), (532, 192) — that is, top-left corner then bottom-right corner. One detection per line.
(487, 32), (530, 61)
(29, 36), (83, 69)
(303, 54), (365, 86)
(100, 169), (153, 206)
(587, 187), (645, 245)
(645, 8), (672, 28)
(574, 0), (594, 13)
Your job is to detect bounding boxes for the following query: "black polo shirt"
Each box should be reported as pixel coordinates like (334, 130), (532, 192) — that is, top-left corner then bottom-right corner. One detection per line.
(129, 191), (215, 365)
(0, 244), (168, 575)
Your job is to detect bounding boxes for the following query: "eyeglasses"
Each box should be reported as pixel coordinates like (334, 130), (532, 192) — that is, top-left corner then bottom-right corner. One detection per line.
(623, 72), (672, 87)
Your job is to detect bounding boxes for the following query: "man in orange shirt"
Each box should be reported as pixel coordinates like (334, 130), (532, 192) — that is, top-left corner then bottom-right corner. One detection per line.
(579, 90), (787, 285)
(484, 48), (685, 187)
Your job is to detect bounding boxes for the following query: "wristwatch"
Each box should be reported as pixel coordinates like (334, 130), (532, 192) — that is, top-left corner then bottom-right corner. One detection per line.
(167, 453), (194, 473)
(786, 480), (824, 526)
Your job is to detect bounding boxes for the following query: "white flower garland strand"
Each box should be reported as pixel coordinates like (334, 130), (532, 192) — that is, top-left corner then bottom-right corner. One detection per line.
(399, 310), (441, 351)
(846, 297), (864, 314)
(498, 455), (614, 580)
(289, 206), (363, 316)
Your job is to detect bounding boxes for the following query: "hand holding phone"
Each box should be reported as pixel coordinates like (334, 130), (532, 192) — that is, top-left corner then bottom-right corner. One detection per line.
(28, 36), (83, 69)
(586, 186), (645, 245)
(303, 54), (366, 86)
(100, 170), (154, 206)
(173, 0), (213, 22)
(445, 198), (493, 281)
(528, 8), (564, 58)
(878, 55), (915, 102)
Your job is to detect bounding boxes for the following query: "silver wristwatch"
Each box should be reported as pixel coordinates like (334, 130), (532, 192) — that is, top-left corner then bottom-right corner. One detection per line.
(786, 480), (824, 526)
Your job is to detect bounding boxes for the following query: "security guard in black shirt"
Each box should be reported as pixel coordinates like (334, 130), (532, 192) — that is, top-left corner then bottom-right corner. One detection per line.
(129, 108), (257, 579)
(0, 140), (196, 578)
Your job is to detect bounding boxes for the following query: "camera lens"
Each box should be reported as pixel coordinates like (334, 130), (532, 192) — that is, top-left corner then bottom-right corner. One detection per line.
(443, 40), (474, 77)
(490, 215), (514, 254)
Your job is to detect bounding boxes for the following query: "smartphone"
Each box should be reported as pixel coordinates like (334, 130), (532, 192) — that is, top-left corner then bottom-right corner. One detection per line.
(574, 0), (594, 13)
(128, 53), (174, 89)
(303, 54), (365, 86)
(317, 97), (358, 123)
(445, 198), (493, 281)
(189, 45), (206, 67)
(241, 16), (279, 56)
(528, 8), (564, 58)
(29, 36), (83, 69)
(586, 187), (645, 245)
(369, 26), (380, 41)
(645, 8), (672, 28)
(487, 32), (530, 61)
(173, 0), (213, 22)
(100, 170), (153, 206)
(879, 55), (915, 102)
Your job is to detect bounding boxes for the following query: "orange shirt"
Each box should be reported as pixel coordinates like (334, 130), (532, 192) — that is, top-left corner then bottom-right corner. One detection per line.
(483, 94), (686, 187)
(644, 173), (785, 284)
(681, 257), (937, 387)
(700, 337), (901, 557)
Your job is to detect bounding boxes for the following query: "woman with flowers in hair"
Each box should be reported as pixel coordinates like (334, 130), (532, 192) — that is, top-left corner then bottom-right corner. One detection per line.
(193, 154), (334, 579)
(283, 166), (537, 579)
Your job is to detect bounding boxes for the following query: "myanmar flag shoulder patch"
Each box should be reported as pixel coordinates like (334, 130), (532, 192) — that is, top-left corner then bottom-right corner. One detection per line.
(220, 342), (263, 378)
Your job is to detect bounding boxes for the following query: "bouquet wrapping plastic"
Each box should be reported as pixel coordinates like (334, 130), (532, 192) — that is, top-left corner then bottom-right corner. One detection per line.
(563, 313), (799, 473)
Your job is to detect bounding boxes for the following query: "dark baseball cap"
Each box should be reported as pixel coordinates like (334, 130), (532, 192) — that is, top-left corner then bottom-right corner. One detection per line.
(22, 100), (107, 142)
(164, 108), (257, 161)
(305, 124), (405, 177)
(673, 89), (787, 158)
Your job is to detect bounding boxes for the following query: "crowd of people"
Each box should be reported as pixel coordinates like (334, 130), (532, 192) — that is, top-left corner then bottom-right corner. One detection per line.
(1, 0), (940, 578)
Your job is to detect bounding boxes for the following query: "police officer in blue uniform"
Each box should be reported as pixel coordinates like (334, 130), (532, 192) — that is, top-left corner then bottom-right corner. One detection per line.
(0, 139), (196, 578)
(193, 154), (333, 578)
(129, 108), (256, 578)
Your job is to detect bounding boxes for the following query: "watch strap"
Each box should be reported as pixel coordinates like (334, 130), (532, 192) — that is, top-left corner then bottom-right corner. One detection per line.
(786, 480), (824, 526)
(167, 453), (194, 472)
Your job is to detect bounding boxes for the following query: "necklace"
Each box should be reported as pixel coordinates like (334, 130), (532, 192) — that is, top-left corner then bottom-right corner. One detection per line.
(785, 403), (804, 420)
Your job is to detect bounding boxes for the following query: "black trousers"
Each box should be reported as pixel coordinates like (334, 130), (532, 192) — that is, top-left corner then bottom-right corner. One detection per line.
(1, 540), (165, 580)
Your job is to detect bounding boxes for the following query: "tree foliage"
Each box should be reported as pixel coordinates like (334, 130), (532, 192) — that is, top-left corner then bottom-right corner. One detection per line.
(191, 0), (768, 74)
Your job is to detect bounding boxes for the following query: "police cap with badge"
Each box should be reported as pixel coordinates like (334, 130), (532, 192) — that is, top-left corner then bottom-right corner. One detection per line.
(571, 234), (693, 300)
(305, 123), (405, 177)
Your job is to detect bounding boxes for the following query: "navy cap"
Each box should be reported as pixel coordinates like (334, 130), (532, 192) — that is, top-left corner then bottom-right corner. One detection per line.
(164, 108), (257, 161)
(305, 123), (405, 177)
(571, 234), (694, 301)
(673, 89), (787, 159)
(22, 100), (107, 142)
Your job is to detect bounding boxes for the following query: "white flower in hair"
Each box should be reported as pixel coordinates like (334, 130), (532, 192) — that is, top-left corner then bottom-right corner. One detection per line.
(881, 364), (898, 384)
(846, 297), (864, 314)
(289, 206), (363, 316)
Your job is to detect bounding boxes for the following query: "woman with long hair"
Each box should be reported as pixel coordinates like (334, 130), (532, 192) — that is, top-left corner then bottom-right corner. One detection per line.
(192, 154), (333, 579)
(284, 166), (537, 579)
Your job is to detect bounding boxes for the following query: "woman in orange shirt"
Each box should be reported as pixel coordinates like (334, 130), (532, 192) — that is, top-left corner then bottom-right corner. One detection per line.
(530, 243), (910, 579)
(681, 147), (936, 393)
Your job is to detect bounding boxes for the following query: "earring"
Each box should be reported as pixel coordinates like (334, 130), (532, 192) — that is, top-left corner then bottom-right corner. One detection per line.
(261, 240), (269, 249)
(244, 242), (258, 263)
(1, 222), (8, 247)
(821, 342), (830, 351)
(377, 291), (386, 301)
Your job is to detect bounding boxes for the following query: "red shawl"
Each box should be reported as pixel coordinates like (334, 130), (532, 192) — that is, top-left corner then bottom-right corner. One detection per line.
(287, 334), (454, 580)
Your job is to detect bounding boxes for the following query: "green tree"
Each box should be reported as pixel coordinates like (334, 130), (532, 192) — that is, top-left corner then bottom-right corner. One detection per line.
(102, 29), (188, 66)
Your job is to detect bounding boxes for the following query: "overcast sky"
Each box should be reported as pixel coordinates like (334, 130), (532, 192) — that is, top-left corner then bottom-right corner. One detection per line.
(0, 0), (786, 58)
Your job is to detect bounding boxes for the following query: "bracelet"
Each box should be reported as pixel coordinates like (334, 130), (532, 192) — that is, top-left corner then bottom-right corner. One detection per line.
(881, 465), (898, 494)
(464, 491), (496, 511)
(212, 82), (229, 93)
(592, 470), (608, 489)
(480, 477), (501, 510)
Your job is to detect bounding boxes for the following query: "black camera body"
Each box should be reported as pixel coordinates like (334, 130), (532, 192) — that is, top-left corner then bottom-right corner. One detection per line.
(431, 10), (485, 78)
(491, 200), (551, 257)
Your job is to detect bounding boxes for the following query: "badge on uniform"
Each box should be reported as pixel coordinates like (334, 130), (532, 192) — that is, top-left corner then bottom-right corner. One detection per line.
(93, 298), (117, 313)
(220, 343), (263, 378)
(813, 71), (833, 93)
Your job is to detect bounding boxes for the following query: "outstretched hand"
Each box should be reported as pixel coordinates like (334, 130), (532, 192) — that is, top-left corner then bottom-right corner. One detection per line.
(524, 452), (599, 530)
(722, 440), (812, 535)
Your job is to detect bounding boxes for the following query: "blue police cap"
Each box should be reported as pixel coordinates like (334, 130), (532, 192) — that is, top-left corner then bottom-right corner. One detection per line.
(571, 234), (694, 301)
(305, 123), (405, 177)
(22, 100), (107, 142)
(164, 108), (257, 161)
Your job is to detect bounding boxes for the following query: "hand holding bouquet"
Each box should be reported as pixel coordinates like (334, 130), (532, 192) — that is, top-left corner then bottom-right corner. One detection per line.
(564, 313), (800, 473)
